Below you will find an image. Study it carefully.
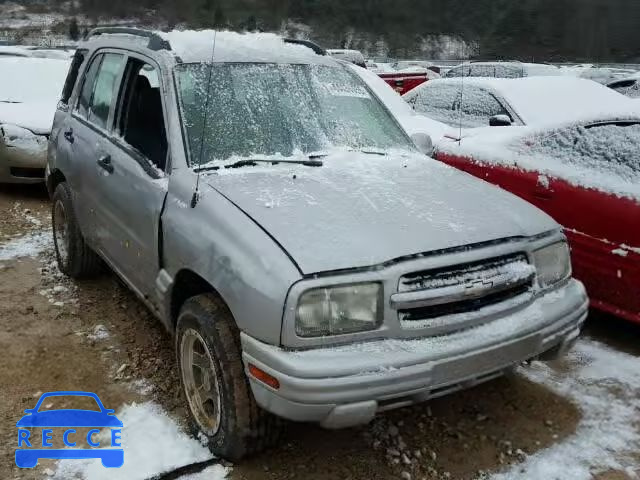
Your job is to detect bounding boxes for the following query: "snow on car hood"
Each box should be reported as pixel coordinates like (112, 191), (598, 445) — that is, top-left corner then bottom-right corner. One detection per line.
(206, 151), (557, 274)
(0, 57), (69, 135)
(0, 100), (58, 135)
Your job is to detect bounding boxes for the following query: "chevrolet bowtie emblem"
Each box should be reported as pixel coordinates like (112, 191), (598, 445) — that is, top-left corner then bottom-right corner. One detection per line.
(464, 278), (494, 296)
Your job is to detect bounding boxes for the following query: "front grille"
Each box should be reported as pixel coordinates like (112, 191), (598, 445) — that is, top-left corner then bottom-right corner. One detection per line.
(395, 253), (535, 331)
(399, 282), (531, 321)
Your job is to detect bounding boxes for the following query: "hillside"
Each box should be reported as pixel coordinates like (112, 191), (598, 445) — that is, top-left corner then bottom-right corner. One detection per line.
(1, 0), (640, 61)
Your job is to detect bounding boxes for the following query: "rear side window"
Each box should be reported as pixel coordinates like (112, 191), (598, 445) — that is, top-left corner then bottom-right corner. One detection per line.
(60, 49), (86, 105)
(460, 88), (509, 119)
(88, 53), (125, 129)
(77, 55), (102, 118)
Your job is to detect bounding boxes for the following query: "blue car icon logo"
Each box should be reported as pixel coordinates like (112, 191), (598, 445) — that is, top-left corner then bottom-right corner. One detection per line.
(16, 391), (123, 468)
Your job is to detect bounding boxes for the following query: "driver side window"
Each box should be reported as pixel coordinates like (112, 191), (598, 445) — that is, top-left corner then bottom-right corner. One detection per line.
(114, 58), (168, 172)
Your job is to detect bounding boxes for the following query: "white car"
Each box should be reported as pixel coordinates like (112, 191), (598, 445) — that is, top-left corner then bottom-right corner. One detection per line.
(0, 56), (70, 183)
(607, 74), (640, 99)
(0, 45), (75, 60)
(347, 63), (453, 143)
(403, 76), (636, 134)
(444, 61), (561, 79)
(326, 49), (366, 67)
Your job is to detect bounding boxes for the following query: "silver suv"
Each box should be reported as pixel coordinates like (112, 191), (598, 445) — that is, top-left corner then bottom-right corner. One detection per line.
(47, 28), (588, 460)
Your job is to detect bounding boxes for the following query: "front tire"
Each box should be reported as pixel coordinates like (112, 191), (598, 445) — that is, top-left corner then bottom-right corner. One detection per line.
(51, 182), (101, 278)
(176, 294), (282, 460)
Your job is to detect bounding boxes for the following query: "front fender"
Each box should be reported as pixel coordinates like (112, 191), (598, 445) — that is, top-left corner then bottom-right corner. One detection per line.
(161, 171), (301, 346)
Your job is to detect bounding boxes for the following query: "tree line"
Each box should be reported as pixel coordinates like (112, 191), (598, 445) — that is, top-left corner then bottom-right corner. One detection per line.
(10, 0), (640, 61)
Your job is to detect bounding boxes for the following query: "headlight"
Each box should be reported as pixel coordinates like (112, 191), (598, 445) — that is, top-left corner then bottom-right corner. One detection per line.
(295, 282), (382, 337)
(532, 242), (571, 288)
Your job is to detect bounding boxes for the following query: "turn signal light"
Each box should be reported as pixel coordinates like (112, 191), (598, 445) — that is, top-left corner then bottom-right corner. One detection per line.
(248, 364), (280, 390)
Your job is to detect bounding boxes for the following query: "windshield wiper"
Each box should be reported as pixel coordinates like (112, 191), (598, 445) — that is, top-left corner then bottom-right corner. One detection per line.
(349, 147), (387, 156)
(194, 156), (324, 172)
(225, 159), (324, 169)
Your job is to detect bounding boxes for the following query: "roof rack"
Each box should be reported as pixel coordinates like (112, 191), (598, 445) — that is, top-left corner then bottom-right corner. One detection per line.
(284, 38), (326, 56)
(85, 27), (171, 51)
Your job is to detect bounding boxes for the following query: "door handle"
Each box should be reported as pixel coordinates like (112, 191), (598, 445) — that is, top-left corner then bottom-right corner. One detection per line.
(63, 128), (74, 144)
(97, 155), (114, 174)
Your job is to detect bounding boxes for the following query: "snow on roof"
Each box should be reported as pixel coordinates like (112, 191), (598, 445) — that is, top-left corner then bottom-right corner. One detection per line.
(430, 76), (638, 126)
(0, 56), (70, 134)
(437, 120), (640, 201)
(452, 61), (561, 77)
(157, 30), (333, 65)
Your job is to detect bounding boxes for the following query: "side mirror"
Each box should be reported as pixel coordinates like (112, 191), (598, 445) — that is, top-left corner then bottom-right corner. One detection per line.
(489, 114), (512, 127)
(411, 132), (434, 156)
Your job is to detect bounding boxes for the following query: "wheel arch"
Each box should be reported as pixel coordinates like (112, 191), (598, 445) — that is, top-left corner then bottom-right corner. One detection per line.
(169, 269), (231, 333)
(46, 168), (66, 198)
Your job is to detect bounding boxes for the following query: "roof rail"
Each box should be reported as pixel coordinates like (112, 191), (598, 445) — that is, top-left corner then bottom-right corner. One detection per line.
(85, 27), (171, 51)
(284, 38), (326, 56)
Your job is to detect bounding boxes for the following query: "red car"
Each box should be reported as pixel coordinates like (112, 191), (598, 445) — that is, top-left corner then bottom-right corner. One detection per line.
(435, 119), (640, 324)
(378, 70), (440, 95)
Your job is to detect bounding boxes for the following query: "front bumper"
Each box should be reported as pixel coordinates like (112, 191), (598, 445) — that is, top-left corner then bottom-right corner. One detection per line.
(0, 138), (47, 184)
(242, 279), (588, 428)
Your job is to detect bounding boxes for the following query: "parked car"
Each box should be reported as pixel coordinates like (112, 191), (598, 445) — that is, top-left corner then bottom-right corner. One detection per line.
(326, 48), (366, 67)
(48, 28), (587, 460)
(0, 56), (70, 183)
(444, 61), (561, 79)
(435, 115), (639, 324)
(0, 45), (75, 60)
(347, 63), (452, 141)
(403, 76), (634, 133)
(607, 75), (640, 98)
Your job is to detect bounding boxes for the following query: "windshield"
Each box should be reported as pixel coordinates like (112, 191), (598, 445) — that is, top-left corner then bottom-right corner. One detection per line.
(175, 62), (413, 166)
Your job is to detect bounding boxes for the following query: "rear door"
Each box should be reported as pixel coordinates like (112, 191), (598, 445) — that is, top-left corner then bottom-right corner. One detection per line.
(68, 51), (126, 247)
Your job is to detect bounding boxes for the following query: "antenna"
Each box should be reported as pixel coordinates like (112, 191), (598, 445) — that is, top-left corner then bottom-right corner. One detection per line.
(458, 64), (465, 145)
(191, 30), (218, 208)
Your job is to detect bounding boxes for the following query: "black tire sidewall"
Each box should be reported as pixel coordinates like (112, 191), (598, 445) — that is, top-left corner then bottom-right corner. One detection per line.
(175, 298), (247, 460)
(51, 183), (80, 276)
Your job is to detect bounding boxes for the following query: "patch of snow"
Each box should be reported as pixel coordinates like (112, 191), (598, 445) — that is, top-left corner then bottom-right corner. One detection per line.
(438, 121), (640, 202)
(0, 57), (70, 134)
(87, 325), (110, 341)
(157, 30), (333, 65)
(491, 338), (640, 479)
(537, 174), (550, 189)
(612, 248), (629, 257)
(53, 402), (229, 480)
(0, 229), (52, 261)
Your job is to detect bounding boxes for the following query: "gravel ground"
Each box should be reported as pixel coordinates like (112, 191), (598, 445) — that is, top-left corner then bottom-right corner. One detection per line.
(0, 184), (638, 480)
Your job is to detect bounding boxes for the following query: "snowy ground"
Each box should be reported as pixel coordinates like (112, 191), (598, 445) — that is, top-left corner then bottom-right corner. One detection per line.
(52, 403), (228, 480)
(493, 339), (640, 479)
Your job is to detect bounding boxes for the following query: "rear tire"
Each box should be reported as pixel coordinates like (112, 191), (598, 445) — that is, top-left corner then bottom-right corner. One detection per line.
(176, 293), (282, 461)
(51, 182), (101, 278)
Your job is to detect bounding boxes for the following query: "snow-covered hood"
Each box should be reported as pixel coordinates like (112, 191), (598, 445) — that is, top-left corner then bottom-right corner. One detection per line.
(0, 100), (57, 135)
(206, 152), (557, 274)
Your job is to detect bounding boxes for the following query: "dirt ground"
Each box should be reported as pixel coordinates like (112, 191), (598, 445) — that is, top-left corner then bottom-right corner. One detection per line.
(0, 184), (638, 480)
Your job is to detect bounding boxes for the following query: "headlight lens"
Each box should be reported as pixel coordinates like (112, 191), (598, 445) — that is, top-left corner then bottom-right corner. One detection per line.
(532, 242), (571, 288)
(295, 282), (382, 337)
